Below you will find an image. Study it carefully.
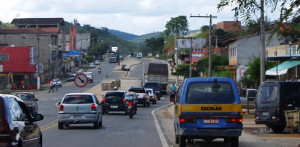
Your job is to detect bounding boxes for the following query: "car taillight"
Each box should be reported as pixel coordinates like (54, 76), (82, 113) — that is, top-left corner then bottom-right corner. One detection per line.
(226, 116), (243, 123)
(143, 94), (146, 98)
(128, 102), (133, 106)
(102, 98), (106, 102)
(123, 98), (126, 102)
(179, 115), (197, 123)
(91, 104), (97, 111)
(59, 104), (64, 111)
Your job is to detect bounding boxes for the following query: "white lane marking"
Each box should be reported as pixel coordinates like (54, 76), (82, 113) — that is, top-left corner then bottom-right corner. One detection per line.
(151, 103), (172, 147)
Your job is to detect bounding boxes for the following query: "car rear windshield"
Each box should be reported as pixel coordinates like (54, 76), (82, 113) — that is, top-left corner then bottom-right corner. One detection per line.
(248, 90), (257, 97)
(15, 94), (33, 100)
(144, 83), (159, 87)
(105, 92), (124, 98)
(257, 86), (278, 103)
(125, 95), (136, 100)
(186, 82), (235, 104)
(129, 88), (145, 93)
(63, 95), (94, 104)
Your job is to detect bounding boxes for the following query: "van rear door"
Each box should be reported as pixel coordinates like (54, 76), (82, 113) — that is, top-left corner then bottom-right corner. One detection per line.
(255, 83), (279, 120)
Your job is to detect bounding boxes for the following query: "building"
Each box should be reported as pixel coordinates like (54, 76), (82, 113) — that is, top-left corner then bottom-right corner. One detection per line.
(266, 44), (300, 81)
(224, 32), (282, 82)
(216, 21), (241, 32)
(0, 18), (65, 84)
(0, 46), (36, 90)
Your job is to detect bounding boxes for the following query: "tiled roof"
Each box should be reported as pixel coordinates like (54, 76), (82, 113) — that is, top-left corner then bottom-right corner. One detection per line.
(11, 18), (64, 26)
(0, 28), (60, 34)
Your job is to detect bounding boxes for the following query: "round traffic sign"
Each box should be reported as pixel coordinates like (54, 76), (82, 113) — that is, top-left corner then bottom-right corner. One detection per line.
(74, 73), (88, 88)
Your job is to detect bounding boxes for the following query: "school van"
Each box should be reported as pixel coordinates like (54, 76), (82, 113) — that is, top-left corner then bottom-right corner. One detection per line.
(255, 81), (300, 133)
(171, 77), (243, 147)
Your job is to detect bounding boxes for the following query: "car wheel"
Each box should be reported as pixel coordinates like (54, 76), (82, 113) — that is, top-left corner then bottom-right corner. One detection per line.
(58, 122), (64, 129)
(230, 137), (239, 147)
(99, 120), (103, 128)
(175, 134), (179, 144)
(94, 121), (99, 129)
(269, 125), (286, 133)
(179, 136), (186, 147)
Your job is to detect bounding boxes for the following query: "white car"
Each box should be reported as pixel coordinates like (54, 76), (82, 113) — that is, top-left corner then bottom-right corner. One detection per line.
(84, 72), (93, 83)
(94, 60), (101, 65)
(146, 88), (157, 104)
(89, 63), (96, 68)
(58, 93), (103, 129)
(76, 69), (85, 74)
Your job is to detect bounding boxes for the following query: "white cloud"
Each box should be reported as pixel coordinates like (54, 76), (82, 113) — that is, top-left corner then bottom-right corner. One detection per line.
(0, 0), (282, 35)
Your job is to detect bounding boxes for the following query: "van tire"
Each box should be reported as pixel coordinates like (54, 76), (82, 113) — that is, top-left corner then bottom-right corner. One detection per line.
(269, 125), (286, 133)
(179, 136), (186, 147)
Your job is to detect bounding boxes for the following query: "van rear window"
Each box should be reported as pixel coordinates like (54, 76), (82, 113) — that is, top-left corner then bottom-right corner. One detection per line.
(63, 95), (93, 104)
(186, 82), (235, 104)
(257, 86), (278, 102)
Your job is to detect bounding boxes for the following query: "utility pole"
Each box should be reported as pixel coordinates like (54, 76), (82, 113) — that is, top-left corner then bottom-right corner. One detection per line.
(191, 14), (217, 77)
(190, 37), (193, 78)
(260, 0), (266, 83)
(37, 34), (40, 90)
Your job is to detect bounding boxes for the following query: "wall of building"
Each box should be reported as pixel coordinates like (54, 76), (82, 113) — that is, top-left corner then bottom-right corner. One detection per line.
(0, 34), (58, 83)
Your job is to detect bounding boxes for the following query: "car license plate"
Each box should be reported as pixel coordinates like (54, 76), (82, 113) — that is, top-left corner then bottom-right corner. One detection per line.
(110, 105), (118, 109)
(204, 118), (219, 124)
(73, 115), (81, 119)
(262, 112), (269, 116)
(128, 106), (132, 109)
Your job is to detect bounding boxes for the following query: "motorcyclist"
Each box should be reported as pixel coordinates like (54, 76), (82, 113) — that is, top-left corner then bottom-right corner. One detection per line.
(98, 67), (101, 74)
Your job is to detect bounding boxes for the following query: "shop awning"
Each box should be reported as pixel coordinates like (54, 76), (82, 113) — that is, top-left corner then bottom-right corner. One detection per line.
(266, 60), (300, 76)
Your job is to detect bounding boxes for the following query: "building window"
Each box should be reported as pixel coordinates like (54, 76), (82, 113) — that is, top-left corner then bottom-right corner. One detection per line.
(1, 54), (9, 61)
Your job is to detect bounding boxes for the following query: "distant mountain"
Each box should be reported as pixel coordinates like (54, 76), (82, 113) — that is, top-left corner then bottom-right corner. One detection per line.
(108, 29), (139, 40)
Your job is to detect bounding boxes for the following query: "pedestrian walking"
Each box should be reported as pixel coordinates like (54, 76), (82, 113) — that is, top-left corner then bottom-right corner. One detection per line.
(55, 83), (59, 92)
(48, 80), (54, 93)
(172, 84), (176, 92)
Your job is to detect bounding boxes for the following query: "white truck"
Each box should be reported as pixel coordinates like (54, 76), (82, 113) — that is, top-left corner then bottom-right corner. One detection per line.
(145, 62), (168, 95)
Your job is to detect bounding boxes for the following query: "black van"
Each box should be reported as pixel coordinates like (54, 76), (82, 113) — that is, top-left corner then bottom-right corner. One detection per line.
(255, 81), (300, 133)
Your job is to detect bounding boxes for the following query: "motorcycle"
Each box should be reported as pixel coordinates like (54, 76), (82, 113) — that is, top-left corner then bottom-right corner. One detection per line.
(98, 67), (101, 74)
(126, 99), (136, 119)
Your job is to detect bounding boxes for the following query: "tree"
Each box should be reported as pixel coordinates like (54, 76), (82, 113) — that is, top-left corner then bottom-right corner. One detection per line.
(195, 55), (229, 76)
(88, 41), (109, 60)
(165, 16), (188, 36)
(144, 36), (165, 56)
(217, 0), (299, 38)
(241, 57), (276, 88)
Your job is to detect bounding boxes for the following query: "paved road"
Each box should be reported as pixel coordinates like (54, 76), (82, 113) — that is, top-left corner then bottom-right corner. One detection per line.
(34, 58), (169, 147)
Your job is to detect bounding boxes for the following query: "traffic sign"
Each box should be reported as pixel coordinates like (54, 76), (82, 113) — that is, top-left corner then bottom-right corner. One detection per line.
(74, 73), (88, 88)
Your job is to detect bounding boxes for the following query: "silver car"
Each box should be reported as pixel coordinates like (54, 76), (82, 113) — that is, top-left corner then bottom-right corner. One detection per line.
(58, 93), (103, 129)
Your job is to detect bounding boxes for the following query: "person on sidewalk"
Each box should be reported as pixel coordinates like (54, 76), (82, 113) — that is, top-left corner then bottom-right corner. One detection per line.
(48, 80), (54, 93)
(172, 84), (176, 92)
(55, 83), (59, 92)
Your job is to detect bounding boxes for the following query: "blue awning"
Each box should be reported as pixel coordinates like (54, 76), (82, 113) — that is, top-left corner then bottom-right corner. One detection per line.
(266, 60), (300, 76)
(66, 50), (81, 55)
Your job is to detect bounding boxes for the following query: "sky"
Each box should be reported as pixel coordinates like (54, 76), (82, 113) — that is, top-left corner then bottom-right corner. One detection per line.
(0, 0), (282, 35)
